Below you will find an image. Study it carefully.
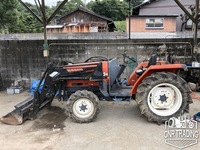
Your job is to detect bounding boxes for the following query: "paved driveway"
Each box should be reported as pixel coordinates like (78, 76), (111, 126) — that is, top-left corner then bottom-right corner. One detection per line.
(0, 91), (199, 150)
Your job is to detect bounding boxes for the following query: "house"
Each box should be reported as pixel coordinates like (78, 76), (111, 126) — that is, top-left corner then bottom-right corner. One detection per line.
(47, 7), (116, 33)
(127, 0), (198, 32)
(127, 14), (178, 32)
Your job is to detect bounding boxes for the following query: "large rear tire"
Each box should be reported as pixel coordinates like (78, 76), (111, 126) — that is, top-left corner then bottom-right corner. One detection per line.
(136, 72), (192, 124)
(67, 90), (100, 123)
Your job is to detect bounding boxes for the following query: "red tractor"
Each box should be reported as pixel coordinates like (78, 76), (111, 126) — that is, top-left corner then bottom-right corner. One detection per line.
(0, 51), (192, 125)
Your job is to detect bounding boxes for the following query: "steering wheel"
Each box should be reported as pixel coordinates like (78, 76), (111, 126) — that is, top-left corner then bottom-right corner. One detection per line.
(122, 53), (136, 63)
(85, 56), (108, 62)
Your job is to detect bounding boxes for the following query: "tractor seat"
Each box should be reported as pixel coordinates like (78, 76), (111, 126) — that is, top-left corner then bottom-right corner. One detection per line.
(136, 54), (157, 76)
(136, 67), (147, 76)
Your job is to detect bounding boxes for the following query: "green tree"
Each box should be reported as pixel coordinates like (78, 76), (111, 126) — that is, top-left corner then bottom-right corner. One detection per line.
(115, 21), (126, 32)
(124, 0), (143, 15)
(16, 2), (52, 33)
(0, 0), (19, 33)
(87, 0), (129, 21)
(124, 0), (143, 7)
(0, 1), (47, 33)
(52, 0), (84, 16)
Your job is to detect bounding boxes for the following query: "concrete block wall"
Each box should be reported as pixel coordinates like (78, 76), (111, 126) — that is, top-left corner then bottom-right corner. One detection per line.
(0, 40), (46, 87)
(0, 35), (194, 88)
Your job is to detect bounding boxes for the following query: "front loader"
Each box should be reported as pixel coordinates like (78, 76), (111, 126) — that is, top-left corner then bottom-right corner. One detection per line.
(0, 51), (192, 125)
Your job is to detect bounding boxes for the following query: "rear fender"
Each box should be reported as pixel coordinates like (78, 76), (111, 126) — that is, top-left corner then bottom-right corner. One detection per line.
(130, 64), (187, 95)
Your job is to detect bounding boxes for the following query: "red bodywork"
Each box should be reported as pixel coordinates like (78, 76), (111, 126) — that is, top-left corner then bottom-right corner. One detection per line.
(60, 60), (186, 96)
(127, 61), (186, 95)
(63, 61), (109, 88)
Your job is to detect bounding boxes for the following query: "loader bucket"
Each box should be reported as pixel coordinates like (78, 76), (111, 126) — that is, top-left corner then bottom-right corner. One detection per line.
(0, 65), (56, 125)
(0, 111), (23, 125)
(0, 97), (34, 125)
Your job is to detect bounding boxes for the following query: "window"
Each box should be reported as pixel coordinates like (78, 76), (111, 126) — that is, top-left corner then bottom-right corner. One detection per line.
(146, 18), (164, 28)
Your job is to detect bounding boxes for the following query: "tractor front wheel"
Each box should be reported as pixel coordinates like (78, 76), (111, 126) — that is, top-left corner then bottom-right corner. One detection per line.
(136, 72), (192, 124)
(67, 90), (100, 123)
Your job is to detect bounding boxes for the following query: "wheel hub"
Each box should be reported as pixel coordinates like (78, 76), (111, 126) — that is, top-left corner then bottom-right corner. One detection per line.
(159, 94), (168, 103)
(151, 87), (174, 109)
(79, 104), (88, 112)
(72, 98), (95, 119)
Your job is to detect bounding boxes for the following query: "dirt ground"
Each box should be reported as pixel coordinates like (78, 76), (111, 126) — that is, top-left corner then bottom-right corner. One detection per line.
(0, 90), (200, 150)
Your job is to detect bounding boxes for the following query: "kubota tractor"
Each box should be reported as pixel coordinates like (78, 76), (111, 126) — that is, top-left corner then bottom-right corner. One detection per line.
(0, 51), (192, 125)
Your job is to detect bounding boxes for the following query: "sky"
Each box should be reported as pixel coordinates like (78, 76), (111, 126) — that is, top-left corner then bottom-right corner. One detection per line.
(22, 0), (91, 6)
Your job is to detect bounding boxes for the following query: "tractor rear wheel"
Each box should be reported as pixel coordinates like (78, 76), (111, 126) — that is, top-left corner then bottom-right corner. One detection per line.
(136, 72), (192, 124)
(67, 90), (100, 123)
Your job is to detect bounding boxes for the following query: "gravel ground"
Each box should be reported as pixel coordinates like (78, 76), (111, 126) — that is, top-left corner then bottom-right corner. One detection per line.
(0, 90), (200, 150)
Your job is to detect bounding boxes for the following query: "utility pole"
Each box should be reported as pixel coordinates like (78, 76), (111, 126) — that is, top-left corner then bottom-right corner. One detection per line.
(128, 0), (131, 40)
(18, 0), (68, 57)
(42, 0), (48, 57)
(194, 0), (199, 52)
(174, 0), (200, 85)
(174, 0), (200, 54)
